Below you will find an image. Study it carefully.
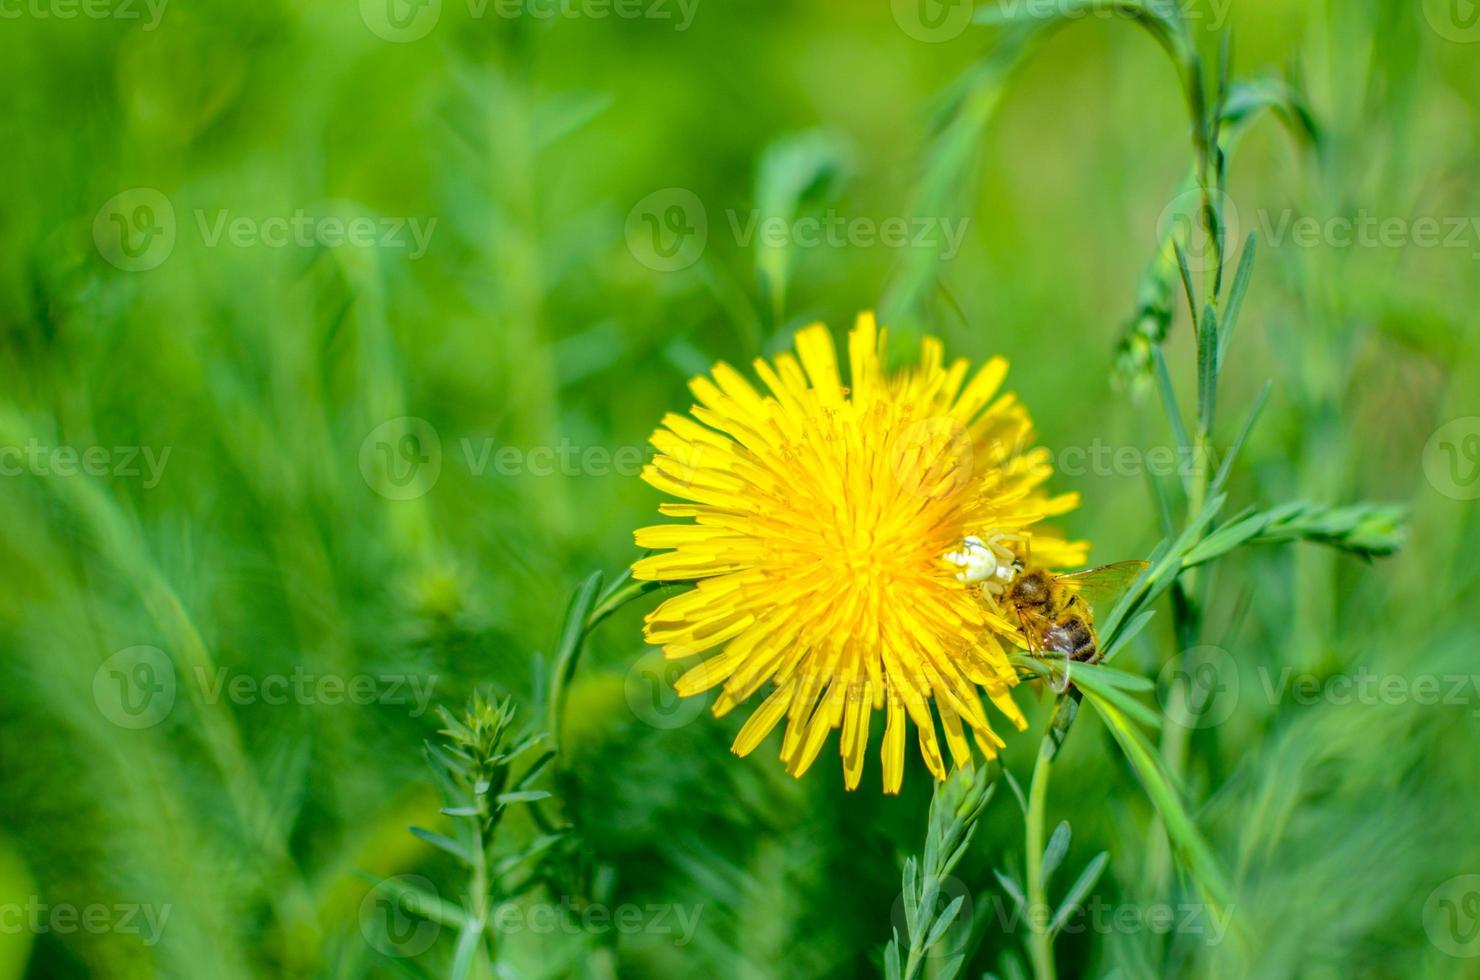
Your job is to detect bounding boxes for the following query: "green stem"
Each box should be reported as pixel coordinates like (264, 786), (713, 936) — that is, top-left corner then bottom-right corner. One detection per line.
(1025, 695), (1078, 980)
(471, 814), (494, 967)
(903, 940), (926, 980)
(1025, 740), (1056, 980)
(585, 573), (664, 633)
(548, 569), (667, 769)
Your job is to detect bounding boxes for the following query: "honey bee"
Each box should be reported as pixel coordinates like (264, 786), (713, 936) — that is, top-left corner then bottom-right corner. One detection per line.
(1004, 561), (1148, 691)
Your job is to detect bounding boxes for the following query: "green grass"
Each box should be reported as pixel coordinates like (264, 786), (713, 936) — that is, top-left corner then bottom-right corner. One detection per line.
(1, 1), (1478, 977)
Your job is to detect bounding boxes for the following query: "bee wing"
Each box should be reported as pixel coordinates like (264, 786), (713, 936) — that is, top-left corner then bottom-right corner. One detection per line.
(1014, 607), (1052, 655)
(1054, 560), (1150, 613)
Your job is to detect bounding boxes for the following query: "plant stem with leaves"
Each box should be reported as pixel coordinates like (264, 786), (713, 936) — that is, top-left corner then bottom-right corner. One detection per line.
(886, 764), (997, 980)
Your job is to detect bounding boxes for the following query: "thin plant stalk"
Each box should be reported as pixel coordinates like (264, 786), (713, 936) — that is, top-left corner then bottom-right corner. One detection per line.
(1024, 694), (1079, 980)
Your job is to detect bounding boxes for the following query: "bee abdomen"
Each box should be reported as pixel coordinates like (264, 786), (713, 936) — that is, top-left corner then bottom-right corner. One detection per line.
(1044, 617), (1097, 662)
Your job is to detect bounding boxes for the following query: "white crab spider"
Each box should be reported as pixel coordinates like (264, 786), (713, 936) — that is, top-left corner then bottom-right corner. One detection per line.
(944, 532), (1026, 608)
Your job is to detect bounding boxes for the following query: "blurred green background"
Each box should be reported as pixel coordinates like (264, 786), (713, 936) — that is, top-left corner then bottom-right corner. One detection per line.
(1, 0), (1478, 976)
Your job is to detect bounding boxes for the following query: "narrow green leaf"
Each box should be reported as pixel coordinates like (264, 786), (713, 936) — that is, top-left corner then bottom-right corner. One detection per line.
(360, 874), (470, 930)
(1183, 508), (1266, 567)
(1173, 241), (1199, 326)
(902, 858), (920, 937)
(513, 749), (555, 791)
(1001, 953), (1031, 980)
(924, 895), (966, 949)
(1074, 662), (1154, 692)
(917, 879), (941, 944)
(994, 868), (1027, 912)
(448, 918), (483, 980)
(1197, 303), (1219, 436)
(1101, 609), (1155, 664)
(974, 0), (1183, 61)
(1001, 767), (1029, 816)
(885, 933), (903, 980)
(1015, 657), (1162, 730)
(1082, 689), (1234, 913)
(1210, 380), (1271, 495)
(549, 570), (605, 753)
(441, 805), (480, 818)
(1218, 232), (1258, 362)
(1049, 852), (1109, 935)
(532, 91), (614, 150)
(753, 130), (852, 319)
(494, 832), (566, 879)
(937, 952), (966, 980)
(1152, 346), (1191, 466)
(1098, 540), (1165, 643)
(1103, 492), (1227, 639)
(1041, 821), (1071, 884)
(408, 826), (471, 864)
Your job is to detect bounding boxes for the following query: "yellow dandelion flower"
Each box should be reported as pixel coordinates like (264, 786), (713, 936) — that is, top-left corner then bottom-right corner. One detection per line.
(631, 313), (1087, 793)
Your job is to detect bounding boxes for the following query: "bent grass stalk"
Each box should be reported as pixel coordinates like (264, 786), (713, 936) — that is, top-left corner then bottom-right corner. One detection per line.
(897, 3), (1406, 979)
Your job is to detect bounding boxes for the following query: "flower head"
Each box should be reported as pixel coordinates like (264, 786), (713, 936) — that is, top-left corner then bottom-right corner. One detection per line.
(631, 314), (1086, 792)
